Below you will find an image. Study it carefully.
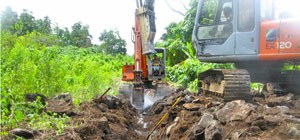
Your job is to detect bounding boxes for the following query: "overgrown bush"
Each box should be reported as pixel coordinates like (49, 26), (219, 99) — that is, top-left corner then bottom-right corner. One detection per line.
(167, 58), (234, 92)
(1, 31), (132, 134)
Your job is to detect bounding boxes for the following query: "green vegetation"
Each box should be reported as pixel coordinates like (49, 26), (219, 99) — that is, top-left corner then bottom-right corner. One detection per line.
(1, 7), (131, 135)
(1, 0), (298, 137)
(165, 43), (234, 92)
(1, 31), (131, 133)
(283, 63), (300, 70)
(156, 0), (234, 91)
(99, 29), (127, 55)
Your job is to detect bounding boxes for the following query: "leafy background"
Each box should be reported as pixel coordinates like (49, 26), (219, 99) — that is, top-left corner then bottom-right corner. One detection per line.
(1, 0), (299, 136)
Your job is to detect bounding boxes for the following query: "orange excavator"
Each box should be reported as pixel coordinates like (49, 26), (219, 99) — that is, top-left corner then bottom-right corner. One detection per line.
(122, 0), (166, 109)
(192, 0), (300, 100)
(123, 0), (300, 108)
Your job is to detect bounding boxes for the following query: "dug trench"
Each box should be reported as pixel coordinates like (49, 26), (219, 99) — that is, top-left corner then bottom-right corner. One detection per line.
(8, 83), (300, 140)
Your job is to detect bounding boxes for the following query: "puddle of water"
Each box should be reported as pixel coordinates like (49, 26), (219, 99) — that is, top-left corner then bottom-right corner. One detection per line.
(135, 129), (143, 135)
(137, 114), (144, 124)
(134, 85), (175, 136)
(143, 122), (148, 129)
(137, 114), (148, 128)
(144, 88), (167, 109)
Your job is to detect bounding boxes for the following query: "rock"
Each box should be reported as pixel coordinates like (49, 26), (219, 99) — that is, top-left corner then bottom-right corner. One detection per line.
(245, 113), (263, 124)
(98, 96), (123, 109)
(166, 123), (177, 136)
(277, 106), (290, 114)
(192, 96), (213, 105)
(266, 93), (294, 107)
(205, 120), (223, 140)
(216, 100), (255, 123)
(189, 113), (214, 140)
(152, 102), (164, 114)
(192, 98), (201, 103)
(205, 101), (222, 108)
(9, 128), (34, 139)
(286, 117), (300, 124)
(264, 105), (289, 115)
(166, 117), (180, 136)
(53, 93), (72, 103)
(98, 116), (111, 134)
(46, 99), (75, 116)
(198, 113), (214, 130)
(103, 133), (127, 140)
(110, 96), (123, 108)
(251, 119), (267, 131)
(293, 99), (300, 108)
(264, 106), (280, 115)
(183, 103), (203, 111)
(231, 132), (239, 140)
(96, 103), (108, 112)
(288, 127), (300, 137)
(46, 93), (76, 116)
(184, 95), (192, 101)
(248, 126), (263, 135)
(25, 93), (47, 104)
(100, 116), (108, 122)
(264, 115), (283, 127)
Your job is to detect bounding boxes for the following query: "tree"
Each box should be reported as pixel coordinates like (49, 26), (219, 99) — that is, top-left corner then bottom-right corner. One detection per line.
(1, 8), (52, 35)
(1, 6), (19, 32)
(14, 9), (36, 36)
(156, 0), (198, 66)
(70, 22), (92, 47)
(99, 29), (127, 55)
(36, 16), (52, 34)
(54, 26), (71, 46)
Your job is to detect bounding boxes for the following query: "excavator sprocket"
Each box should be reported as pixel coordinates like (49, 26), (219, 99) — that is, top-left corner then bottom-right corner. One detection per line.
(198, 69), (252, 101)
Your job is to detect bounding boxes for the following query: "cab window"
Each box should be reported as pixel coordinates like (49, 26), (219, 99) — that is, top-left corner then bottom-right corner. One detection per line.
(219, 2), (232, 22)
(197, 0), (233, 41)
(238, 0), (255, 32)
(199, 0), (219, 25)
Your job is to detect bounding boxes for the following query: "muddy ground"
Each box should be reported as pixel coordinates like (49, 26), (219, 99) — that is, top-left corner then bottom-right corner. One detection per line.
(7, 83), (300, 140)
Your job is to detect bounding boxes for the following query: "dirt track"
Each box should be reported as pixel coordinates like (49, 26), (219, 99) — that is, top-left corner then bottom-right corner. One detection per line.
(7, 84), (300, 140)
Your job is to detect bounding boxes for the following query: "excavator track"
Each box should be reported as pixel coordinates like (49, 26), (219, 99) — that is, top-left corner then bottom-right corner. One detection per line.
(198, 69), (251, 101)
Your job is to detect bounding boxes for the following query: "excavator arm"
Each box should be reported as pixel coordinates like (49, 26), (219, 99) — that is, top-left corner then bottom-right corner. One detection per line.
(122, 0), (167, 109)
(131, 0), (156, 109)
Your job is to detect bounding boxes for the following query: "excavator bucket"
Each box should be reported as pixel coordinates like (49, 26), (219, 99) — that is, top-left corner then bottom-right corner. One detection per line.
(131, 87), (144, 110)
(118, 82), (174, 109)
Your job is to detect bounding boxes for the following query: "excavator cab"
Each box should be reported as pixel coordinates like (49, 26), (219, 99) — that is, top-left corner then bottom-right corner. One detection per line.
(148, 48), (166, 80)
(193, 0), (300, 62)
(193, 0), (259, 61)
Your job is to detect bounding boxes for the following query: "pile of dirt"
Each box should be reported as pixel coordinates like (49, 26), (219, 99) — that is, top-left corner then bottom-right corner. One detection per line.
(49, 95), (141, 139)
(144, 90), (300, 140)
(9, 93), (141, 140)
(8, 86), (300, 140)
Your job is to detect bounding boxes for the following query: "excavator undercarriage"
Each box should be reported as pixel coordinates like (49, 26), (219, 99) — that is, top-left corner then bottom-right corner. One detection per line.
(198, 67), (300, 101)
(198, 69), (252, 101)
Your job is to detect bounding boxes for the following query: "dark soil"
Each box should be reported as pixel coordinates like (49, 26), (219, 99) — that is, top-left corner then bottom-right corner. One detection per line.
(7, 86), (300, 140)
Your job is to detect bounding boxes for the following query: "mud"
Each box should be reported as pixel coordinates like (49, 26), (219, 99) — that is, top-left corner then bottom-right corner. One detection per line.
(9, 84), (300, 140)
